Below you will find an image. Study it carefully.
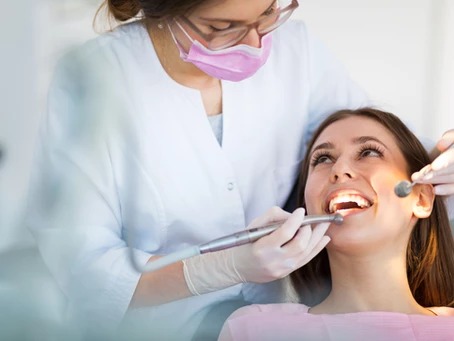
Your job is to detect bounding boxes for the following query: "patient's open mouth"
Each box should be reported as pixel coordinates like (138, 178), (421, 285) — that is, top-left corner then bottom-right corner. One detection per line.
(326, 193), (373, 214)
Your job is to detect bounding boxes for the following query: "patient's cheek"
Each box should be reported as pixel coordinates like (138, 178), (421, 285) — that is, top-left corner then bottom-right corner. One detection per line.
(304, 184), (318, 214)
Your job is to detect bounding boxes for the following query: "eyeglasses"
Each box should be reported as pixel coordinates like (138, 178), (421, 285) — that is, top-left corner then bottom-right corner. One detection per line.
(172, 0), (299, 50)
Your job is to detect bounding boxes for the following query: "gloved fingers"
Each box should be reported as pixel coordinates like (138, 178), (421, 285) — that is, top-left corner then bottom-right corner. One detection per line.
(419, 174), (454, 184)
(303, 222), (330, 254)
(261, 207), (306, 247)
(438, 130), (454, 150)
(411, 164), (431, 182)
(281, 222), (330, 262)
(430, 147), (454, 173)
(433, 183), (454, 196)
(287, 223), (312, 250)
(235, 208), (332, 283)
(248, 206), (291, 229)
(419, 168), (454, 179)
(411, 147), (454, 187)
(299, 235), (331, 265)
(282, 234), (331, 274)
(413, 134), (454, 176)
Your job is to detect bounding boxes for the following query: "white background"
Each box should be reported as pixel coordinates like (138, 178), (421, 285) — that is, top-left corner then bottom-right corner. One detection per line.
(1, 0), (453, 252)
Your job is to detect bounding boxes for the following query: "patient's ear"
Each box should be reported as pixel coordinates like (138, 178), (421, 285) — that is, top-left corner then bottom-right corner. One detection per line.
(412, 184), (435, 218)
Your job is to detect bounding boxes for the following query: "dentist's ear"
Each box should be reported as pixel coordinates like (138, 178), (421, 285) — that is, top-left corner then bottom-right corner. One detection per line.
(412, 184), (435, 218)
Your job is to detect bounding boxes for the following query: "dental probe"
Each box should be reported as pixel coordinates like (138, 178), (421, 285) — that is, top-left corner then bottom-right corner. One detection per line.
(394, 142), (454, 198)
(132, 214), (343, 273)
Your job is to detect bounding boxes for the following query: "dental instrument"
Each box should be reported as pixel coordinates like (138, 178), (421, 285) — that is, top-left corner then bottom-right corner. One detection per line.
(129, 213), (343, 273)
(394, 175), (428, 198)
(394, 142), (454, 197)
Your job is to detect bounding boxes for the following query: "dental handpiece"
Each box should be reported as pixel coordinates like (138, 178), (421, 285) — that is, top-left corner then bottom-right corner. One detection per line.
(135, 213), (343, 273)
(198, 213), (344, 254)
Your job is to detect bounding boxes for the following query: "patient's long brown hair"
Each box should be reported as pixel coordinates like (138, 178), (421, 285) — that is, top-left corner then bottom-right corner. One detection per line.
(291, 107), (454, 308)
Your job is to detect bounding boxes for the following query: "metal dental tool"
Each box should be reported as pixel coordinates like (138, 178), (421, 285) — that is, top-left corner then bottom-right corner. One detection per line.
(394, 171), (430, 198)
(130, 213), (343, 273)
(394, 142), (454, 198)
(394, 181), (413, 198)
(198, 213), (343, 253)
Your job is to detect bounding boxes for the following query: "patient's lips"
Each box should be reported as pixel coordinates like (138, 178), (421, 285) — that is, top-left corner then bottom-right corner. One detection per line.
(325, 190), (373, 216)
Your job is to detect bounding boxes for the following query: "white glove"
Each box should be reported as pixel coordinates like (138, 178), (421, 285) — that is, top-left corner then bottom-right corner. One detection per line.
(232, 207), (331, 283)
(412, 129), (454, 195)
(183, 207), (331, 295)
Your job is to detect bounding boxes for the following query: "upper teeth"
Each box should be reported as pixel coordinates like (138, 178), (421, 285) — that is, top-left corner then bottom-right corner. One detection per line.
(328, 194), (371, 213)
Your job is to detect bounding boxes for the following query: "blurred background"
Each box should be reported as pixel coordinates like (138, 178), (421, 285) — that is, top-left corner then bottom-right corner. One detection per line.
(1, 0), (453, 338)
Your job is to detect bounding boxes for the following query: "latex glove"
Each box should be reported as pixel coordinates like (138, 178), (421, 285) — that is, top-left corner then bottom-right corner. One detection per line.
(412, 129), (454, 195)
(232, 207), (331, 283)
(183, 207), (331, 295)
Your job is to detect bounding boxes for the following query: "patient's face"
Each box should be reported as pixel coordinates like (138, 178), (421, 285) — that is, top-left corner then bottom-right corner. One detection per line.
(304, 116), (416, 254)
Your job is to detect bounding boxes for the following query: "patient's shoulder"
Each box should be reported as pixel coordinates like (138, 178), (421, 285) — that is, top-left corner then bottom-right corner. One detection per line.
(227, 303), (310, 320)
(428, 306), (454, 316)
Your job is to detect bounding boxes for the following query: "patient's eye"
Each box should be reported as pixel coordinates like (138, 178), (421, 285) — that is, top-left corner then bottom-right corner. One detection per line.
(311, 151), (334, 166)
(357, 144), (384, 159)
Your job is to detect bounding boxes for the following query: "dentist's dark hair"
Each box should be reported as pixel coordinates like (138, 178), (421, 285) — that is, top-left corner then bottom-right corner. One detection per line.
(98, 0), (208, 22)
(291, 107), (454, 308)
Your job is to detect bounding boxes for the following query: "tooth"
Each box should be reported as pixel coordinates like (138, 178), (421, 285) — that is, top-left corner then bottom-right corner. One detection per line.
(328, 193), (371, 213)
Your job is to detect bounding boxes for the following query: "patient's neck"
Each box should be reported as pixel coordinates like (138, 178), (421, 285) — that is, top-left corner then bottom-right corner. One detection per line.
(309, 251), (428, 315)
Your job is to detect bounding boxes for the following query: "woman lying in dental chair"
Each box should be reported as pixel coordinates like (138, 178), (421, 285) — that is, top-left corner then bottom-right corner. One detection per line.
(219, 108), (454, 341)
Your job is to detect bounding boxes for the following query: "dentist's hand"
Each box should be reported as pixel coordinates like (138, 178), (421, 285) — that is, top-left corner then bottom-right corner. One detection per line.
(232, 207), (331, 283)
(183, 207), (331, 295)
(412, 129), (454, 195)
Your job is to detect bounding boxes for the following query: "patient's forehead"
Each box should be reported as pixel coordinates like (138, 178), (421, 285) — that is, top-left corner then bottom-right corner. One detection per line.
(313, 116), (397, 149)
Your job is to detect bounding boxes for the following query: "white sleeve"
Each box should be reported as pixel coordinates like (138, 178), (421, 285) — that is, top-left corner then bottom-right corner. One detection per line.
(26, 51), (150, 329)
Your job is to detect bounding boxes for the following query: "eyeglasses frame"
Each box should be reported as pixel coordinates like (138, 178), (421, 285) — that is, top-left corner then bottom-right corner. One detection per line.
(171, 0), (299, 50)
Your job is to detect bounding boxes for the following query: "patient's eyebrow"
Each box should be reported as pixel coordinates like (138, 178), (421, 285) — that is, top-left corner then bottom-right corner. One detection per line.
(353, 136), (389, 151)
(310, 136), (389, 156)
(310, 142), (334, 155)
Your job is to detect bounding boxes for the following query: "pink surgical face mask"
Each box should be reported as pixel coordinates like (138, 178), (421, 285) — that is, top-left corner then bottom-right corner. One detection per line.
(169, 23), (273, 82)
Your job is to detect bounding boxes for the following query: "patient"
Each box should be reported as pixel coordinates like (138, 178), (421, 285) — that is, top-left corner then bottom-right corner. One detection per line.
(218, 108), (454, 340)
